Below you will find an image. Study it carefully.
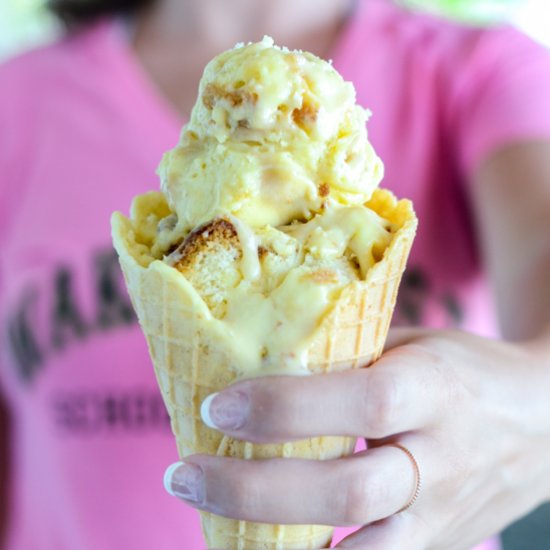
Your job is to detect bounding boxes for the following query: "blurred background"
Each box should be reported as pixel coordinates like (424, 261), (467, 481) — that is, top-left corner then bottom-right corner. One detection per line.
(1, 0), (549, 61)
(1, 1), (548, 549)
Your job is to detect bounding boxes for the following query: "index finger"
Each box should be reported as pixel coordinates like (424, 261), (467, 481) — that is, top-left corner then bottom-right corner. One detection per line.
(201, 347), (449, 442)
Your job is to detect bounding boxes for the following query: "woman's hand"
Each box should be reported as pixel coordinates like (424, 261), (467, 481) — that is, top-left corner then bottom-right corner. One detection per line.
(163, 328), (550, 549)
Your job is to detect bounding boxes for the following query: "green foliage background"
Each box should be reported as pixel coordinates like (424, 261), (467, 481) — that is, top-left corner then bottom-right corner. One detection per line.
(0, 0), (58, 60)
(403, 0), (519, 21)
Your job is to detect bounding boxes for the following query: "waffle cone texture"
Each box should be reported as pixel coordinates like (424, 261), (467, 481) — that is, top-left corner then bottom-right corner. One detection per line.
(112, 188), (417, 549)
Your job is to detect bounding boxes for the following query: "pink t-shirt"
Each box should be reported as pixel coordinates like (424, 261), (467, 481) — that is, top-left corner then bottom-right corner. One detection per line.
(2, 1), (550, 548)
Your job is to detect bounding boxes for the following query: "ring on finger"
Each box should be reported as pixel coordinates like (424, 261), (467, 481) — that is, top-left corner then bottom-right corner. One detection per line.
(389, 443), (422, 513)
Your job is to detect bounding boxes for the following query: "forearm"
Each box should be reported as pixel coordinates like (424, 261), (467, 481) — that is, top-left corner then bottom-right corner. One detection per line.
(471, 142), (550, 505)
(471, 142), (550, 342)
(513, 328), (550, 506)
(501, 249), (550, 341)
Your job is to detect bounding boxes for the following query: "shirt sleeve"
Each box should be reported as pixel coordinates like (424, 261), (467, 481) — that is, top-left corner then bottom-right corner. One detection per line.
(453, 25), (550, 175)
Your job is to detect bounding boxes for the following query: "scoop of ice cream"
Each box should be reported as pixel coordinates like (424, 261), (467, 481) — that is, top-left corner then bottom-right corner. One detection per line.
(190, 36), (357, 144)
(122, 188), (403, 373)
(159, 36), (383, 232)
(163, 206), (392, 371)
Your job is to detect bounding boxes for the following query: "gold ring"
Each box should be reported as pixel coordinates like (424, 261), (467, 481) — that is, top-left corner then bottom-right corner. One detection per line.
(389, 443), (422, 513)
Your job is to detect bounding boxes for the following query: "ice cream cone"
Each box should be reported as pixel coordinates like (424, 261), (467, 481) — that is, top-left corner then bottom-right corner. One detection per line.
(112, 187), (416, 550)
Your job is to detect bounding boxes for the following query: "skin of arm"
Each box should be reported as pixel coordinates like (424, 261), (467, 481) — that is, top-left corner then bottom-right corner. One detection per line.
(468, 138), (550, 504)
(163, 141), (550, 549)
(471, 141), (550, 342)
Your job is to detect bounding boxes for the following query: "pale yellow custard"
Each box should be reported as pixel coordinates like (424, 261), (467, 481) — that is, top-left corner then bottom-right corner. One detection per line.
(123, 37), (407, 376)
(158, 36), (383, 233)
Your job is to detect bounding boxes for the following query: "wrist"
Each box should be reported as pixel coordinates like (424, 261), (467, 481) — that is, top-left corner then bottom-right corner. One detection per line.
(516, 338), (550, 504)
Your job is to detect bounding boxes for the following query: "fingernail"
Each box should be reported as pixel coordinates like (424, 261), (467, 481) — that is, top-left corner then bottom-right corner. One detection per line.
(163, 462), (204, 503)
(201, 390), (250, 431)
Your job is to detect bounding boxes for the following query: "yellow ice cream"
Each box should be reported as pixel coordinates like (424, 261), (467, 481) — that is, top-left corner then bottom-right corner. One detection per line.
(121, 36), (406, 376)
(159, 36), (383, 232)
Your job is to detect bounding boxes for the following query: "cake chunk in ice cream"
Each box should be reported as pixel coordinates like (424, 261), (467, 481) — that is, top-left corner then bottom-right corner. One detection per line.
(158, 36), (384, 232)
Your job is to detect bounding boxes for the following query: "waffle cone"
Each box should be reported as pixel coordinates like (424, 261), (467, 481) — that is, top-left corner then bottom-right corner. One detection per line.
(112, 188), (417, 549)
